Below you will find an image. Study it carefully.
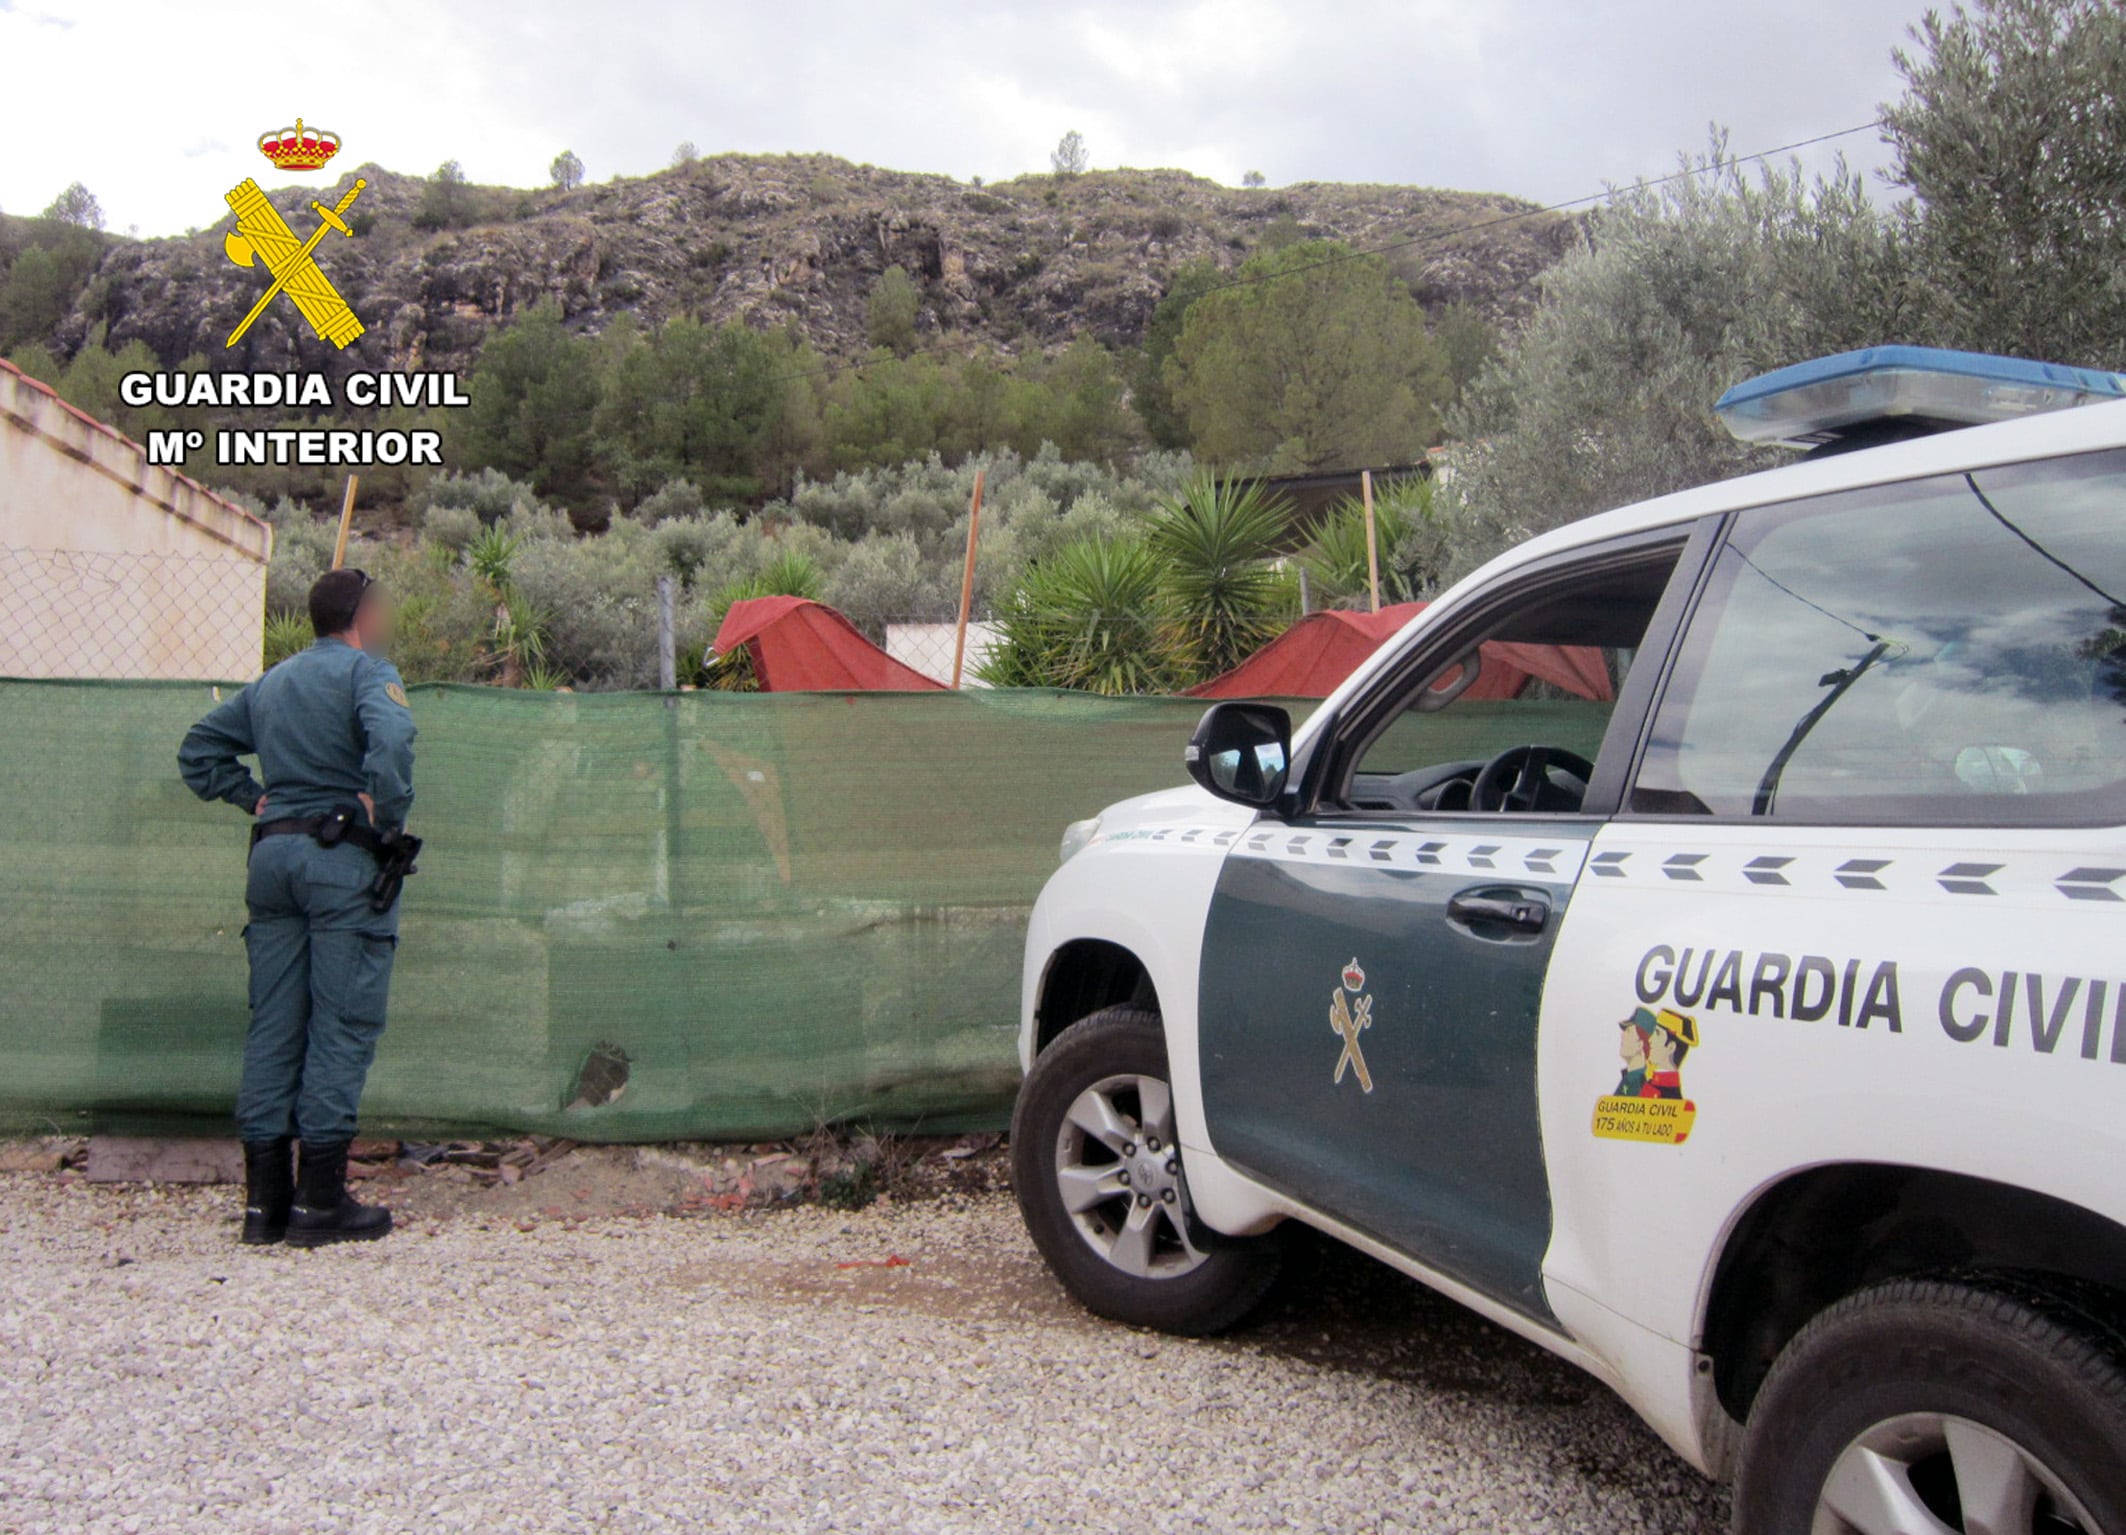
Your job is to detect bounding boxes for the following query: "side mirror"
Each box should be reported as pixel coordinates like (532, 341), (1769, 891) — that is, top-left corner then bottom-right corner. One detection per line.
(1185, 702), (1293, 808)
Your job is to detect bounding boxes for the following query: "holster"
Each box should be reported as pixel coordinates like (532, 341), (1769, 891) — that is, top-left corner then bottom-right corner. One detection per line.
(253, 807), (423, 912)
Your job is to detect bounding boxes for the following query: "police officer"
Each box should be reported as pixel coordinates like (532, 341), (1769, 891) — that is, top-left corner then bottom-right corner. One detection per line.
(179, 568), (416, 1248)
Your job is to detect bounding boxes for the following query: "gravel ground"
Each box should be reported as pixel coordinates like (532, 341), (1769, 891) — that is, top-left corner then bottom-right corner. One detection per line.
(0, 1174), (1727, 1535)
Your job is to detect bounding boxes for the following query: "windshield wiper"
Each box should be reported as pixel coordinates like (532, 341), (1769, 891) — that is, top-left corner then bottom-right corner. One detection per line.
(1753, 640), (1893, 816)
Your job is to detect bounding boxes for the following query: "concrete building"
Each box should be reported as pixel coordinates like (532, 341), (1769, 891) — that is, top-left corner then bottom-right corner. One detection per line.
(0, 358), (270, 680)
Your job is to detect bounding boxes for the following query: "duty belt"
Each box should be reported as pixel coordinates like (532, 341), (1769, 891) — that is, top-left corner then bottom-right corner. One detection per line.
(252, 805), (423, 912)
(253, 812), (385, 855)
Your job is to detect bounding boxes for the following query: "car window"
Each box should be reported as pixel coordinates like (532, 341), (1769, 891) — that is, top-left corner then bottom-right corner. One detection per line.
(1633, 449), (2126, 824)
(1333, 553), (1679, 814)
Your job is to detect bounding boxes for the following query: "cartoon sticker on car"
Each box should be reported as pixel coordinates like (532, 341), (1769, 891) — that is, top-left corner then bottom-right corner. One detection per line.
(1594, 1006), (1699, 1144)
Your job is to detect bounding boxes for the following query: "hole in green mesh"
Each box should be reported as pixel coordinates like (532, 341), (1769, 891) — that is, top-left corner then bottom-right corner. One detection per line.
(566, 1043), (630, 1111)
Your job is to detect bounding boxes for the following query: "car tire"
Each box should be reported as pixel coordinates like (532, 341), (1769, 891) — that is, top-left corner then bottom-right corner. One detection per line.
(1011, 1005), (1282, 1336)
(1733, 1274), (2126, 1535)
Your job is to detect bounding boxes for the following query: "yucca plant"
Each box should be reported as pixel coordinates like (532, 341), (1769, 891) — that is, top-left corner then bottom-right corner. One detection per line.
(488, 586), (547, 688)
(1306, 477), (1443, 609)
(464, 525), (522, 590)
(979, 535), (1173, 695)
(453, 524), (550, 686)
(706, 548), (823, 628)
(1297, 479), (1432, 609)
(262, 609), (314, 670)
(699, 644), (761, 692)
(1146, 474), (1294, 682)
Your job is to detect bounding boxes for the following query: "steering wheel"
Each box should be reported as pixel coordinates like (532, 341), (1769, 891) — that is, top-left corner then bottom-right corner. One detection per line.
(1471, 745), (1596, 813)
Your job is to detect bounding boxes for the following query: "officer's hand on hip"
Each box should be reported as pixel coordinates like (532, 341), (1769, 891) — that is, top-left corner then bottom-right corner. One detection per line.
(254, 795), (267, 816)
(358, 792), (375, 825)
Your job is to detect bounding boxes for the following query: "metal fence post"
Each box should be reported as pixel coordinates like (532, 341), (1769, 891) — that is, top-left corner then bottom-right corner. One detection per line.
(656, 575), (677, 691)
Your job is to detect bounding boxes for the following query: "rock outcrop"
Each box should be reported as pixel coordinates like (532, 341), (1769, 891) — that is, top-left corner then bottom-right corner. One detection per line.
(52, 153), (1571, 380)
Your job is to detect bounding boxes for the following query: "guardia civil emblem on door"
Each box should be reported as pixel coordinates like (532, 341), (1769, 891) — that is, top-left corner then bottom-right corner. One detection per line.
(1330, 958), (1374, 1092)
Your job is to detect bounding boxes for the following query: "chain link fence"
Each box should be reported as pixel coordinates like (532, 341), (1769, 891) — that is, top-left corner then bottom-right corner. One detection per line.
(0, 545), (267, 682)
(879, 620), (1002, 687)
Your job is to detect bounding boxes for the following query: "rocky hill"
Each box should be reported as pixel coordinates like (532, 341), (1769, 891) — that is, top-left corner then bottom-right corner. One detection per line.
(48, 153), (1570, 379)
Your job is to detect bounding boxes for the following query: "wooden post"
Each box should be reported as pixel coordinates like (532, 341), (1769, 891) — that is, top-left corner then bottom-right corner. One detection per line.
(1361, 468), (1381, 614)
(330, 473), (360, 570)
(950, 468), (986, 689)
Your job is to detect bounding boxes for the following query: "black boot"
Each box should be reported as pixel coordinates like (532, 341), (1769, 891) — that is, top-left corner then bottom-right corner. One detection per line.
(285, 1140), (393, 1248)
(240, 1137), (294, 1246)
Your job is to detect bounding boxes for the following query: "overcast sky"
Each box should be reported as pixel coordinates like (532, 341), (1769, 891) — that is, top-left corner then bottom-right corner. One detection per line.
(2, 0), (1924, 239)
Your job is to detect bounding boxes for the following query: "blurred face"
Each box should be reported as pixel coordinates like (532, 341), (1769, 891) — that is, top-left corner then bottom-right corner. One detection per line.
(352, 586), (395, 653)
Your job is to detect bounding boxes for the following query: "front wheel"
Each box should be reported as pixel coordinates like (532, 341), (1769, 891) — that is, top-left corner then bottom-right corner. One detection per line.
(1734, 1276), (2126, 1535)
(1011, 1006), (1281, 1335)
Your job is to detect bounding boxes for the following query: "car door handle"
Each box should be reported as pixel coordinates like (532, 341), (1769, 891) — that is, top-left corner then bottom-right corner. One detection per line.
(1446, 892), (1550, 934)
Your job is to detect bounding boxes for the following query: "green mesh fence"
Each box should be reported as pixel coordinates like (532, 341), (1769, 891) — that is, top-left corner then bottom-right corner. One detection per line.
(0, 680), (1223, 1141)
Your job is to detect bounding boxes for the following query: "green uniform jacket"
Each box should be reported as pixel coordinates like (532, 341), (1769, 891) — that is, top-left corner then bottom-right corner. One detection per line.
(178, 638), (416, 829)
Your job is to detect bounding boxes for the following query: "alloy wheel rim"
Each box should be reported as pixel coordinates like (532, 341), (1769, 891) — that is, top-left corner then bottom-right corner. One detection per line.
(1812, 1411), (2098, 1535)
(1053, 1071), (1208, 1280)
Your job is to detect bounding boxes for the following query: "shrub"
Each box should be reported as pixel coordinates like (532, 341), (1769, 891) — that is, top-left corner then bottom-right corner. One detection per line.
(1145, 474), (1295, 680)
(708, 547), (824, 625)
(411, 467), (549, 527)
(633, 479), (708, 526)
(352, 538), (501, 685)
(503, 518), (707, 690)
(1297, 477), (1437, 609)
(980, 535), (1171, 695)
(649, 510), (747, 588)
(262, 504), (339, 617)
(262, 610), (313, 669)
(421, 502), (483, 554)
(866, 266), (922, 355)
(823, 532), (938, 635)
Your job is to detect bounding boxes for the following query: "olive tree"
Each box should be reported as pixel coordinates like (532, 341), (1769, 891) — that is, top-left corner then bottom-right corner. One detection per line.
(1436, 145), (1909, 585)
(1885, 0), (2126, 369)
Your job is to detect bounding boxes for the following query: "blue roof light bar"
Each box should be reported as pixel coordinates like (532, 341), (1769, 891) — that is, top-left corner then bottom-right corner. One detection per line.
(1715, 346), (2126, 450)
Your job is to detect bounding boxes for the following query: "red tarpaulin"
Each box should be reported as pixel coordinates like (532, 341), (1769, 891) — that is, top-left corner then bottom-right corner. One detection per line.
(1188, 602), (1613, 702)
(714, 597), (945, 692)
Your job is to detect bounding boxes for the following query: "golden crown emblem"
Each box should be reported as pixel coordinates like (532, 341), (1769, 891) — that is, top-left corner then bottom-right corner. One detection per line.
(258, 118), (340, 172)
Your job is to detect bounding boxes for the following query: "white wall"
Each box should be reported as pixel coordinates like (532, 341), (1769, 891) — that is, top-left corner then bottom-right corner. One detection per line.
(886, 621), (1001, 688)
(0, 365), (271, 681)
